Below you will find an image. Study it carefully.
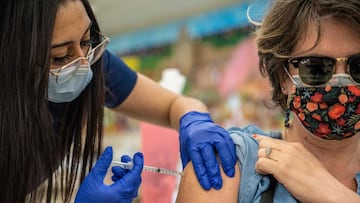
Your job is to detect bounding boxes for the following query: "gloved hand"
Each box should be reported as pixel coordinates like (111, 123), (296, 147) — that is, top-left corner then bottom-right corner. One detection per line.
(75, 146), (143, 203)
(179, 111), (236, 190)
(111, 154), (132, 182)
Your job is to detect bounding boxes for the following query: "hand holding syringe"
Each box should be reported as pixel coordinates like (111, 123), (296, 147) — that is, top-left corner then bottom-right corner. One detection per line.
(112, 160), (184, 176)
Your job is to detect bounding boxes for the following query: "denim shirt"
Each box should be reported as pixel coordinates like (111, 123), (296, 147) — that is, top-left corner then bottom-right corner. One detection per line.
(228, 125), (360, 203)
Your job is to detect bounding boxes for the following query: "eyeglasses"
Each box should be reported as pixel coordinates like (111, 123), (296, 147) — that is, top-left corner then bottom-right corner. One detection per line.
(287, 55), (360, 86)
(49, 34), (110, 83)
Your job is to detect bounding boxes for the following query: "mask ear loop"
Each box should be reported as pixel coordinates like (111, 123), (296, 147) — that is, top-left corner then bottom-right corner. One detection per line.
(283, 66), (300, 86)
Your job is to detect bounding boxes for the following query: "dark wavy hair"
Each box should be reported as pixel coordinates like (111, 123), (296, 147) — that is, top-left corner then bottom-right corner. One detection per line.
(255, 0), (360, 110)
(0, 0), (105, 202)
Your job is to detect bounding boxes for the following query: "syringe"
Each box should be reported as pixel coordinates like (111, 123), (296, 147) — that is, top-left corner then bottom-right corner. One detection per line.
(111, 160), (184, 176)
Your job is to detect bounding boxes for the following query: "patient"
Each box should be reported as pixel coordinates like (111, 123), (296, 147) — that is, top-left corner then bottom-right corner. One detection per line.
(176, 1), (360, 202)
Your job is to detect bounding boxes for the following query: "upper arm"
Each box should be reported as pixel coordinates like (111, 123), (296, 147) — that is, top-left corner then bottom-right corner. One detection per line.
(111, 73), (178, 126)
(103, 50), (177, 125)
(176, 161), (241, 203)
(111, 72), (208, 128)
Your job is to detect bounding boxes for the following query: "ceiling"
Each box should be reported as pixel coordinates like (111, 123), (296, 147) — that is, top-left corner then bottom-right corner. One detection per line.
(89, 0), (243, 37)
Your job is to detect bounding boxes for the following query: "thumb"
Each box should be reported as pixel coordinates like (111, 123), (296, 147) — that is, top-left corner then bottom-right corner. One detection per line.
(116, 152), (144, 185)
(131, 152), (144, 174)
(91, 146), (113, 179)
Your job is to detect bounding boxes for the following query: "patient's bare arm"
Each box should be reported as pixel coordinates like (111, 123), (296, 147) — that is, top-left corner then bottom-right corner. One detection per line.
(176, 161), (240, 203)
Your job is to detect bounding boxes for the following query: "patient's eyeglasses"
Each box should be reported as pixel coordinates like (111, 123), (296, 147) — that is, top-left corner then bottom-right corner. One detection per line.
(49, 33), (110, 83)
(287, 55), (360, 86)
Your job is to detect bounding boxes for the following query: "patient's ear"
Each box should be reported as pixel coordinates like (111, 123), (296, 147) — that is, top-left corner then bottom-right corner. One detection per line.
(176, 162), (240, 203)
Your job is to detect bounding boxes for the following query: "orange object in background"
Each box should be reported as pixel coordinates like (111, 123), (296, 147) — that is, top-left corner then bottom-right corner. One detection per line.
(140, 122), (180, 203)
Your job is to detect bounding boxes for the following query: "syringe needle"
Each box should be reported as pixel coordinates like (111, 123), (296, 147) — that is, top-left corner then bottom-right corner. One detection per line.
(111, 160), (184, 176)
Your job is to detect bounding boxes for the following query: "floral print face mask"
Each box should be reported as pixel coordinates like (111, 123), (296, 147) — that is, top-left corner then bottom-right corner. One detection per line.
(288, 74), (360, 140)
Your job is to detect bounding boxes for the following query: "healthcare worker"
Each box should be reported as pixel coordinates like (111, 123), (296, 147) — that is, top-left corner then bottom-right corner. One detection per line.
(0, 0), (236, 202)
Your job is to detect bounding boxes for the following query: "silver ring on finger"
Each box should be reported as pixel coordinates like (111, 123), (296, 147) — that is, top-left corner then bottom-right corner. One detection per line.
(265, 147), (272, 158)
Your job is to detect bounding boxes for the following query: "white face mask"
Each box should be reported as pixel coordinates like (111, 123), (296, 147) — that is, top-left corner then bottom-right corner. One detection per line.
(48, 64), (93, 103)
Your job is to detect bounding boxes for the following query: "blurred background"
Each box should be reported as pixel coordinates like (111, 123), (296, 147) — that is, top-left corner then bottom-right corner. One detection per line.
(88, 0), (282, 202)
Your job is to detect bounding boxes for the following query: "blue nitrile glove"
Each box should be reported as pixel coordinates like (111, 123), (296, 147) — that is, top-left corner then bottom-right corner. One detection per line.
(179, 111), (236, 190)
(111, 155), (132, 182)
(75, 146), (143, 203)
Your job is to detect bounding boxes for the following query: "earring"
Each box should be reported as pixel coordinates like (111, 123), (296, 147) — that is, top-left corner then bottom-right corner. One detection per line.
(284, 108), (290, 128)
(281, 86), (286, 94)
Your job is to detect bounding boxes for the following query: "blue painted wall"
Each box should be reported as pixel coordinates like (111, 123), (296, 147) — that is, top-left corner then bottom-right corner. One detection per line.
(107, 0), (269, 53)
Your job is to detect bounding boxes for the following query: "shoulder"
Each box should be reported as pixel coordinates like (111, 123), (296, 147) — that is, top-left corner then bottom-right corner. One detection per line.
(102, 50), (138, 107)
(228, 125), (282, 150)
(102, 50), (133, 73)
(228, 125), (281, 139)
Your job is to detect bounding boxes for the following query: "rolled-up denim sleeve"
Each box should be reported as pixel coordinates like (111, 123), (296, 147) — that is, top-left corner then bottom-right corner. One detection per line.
(227, 125), (294, 203)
